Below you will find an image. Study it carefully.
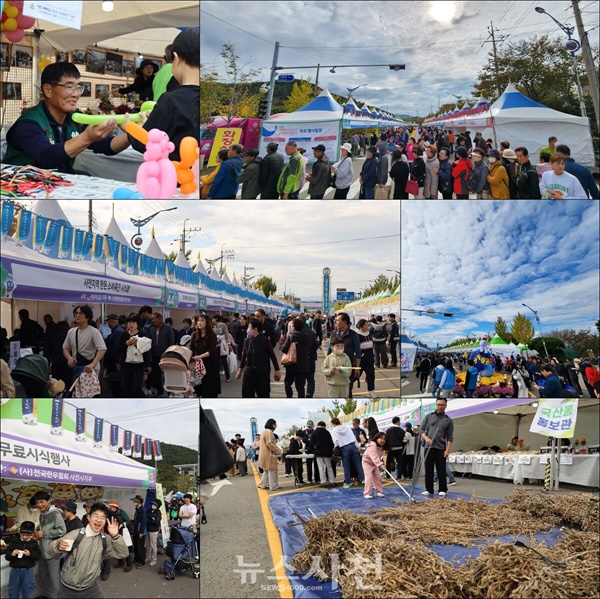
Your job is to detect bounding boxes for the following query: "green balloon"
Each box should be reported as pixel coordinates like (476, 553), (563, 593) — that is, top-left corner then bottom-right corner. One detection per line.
(71, 113), (142, 125)
(140, 101), (156, 113)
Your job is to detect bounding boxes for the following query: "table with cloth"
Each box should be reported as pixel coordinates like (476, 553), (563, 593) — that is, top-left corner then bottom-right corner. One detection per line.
(449, 452), (599, 487)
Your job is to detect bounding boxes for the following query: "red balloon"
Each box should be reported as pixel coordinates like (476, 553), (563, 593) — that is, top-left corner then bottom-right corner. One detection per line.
(4, 28), (25, 43)
(1, 13), (7, 24)
(17, 14), (35, 29)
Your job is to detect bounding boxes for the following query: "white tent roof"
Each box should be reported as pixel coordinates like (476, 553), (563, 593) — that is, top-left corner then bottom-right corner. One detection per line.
(263, 88), (343, 123)
(193, 252), (207, 275)
(104, 212), (129, 247)
(221, 269), (232, 285)
(31, 200), (70, 226)
(209, 266), (221, 281)
(144, 229), (165, 260)
(174, 249), (191, 269)
(33, 1), (199, 55)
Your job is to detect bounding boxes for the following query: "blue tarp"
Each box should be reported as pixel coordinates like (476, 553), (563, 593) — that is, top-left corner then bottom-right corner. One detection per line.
(269, 485), (565, 599)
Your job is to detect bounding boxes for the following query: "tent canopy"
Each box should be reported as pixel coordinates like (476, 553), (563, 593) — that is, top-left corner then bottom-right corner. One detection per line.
(267, 88), (343, 122)
(33, 1), (198, 56)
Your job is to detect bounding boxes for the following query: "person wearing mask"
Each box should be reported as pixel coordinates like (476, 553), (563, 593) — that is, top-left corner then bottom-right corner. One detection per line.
(330, 417), (365, 489)
(359, 146), (378, 199)
(468, 147), (490, 198)
(514, 147), (541, 199)
(423, 144), (439, 199)
(236, 318), (281, 398)
(260, 142), (284, 199)
(500, 148), (518, 197)
(190, 315), (220, 398)
(145, 499), (162, 567)
(486, 149), (510, 199)
(331, 143), (353, 199)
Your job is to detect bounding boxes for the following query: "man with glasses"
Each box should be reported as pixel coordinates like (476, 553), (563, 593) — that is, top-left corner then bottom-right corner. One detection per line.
(420, 398), (454, 498)
(4, 63), (130, 174)
(47, 502), (128, 598)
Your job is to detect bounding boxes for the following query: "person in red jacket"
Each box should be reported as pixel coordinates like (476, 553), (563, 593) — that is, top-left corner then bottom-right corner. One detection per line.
(451, 146), (472, 198)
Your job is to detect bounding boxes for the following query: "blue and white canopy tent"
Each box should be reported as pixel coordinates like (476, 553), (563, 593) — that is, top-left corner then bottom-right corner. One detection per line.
(258, 88), (344, 164)
(424, 84), (594, 166)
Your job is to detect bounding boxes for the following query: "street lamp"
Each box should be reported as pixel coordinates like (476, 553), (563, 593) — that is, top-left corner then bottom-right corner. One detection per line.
(534, 6), (587, 117)
(129, 207), (178, 251)
(522, 303), (550, 360)
(401, 308), (454, 317)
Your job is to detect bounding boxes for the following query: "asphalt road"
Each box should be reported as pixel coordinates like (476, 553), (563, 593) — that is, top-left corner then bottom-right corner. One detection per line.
(200, 459), (599, 599)
(220, 343), (401, 399)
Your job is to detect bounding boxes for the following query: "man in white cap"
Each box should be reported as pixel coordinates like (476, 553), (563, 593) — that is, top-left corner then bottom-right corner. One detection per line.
(331, 143), (354, 198)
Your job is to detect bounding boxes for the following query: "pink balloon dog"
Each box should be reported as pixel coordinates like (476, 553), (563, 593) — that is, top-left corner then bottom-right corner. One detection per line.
(136, 129), (177, 199)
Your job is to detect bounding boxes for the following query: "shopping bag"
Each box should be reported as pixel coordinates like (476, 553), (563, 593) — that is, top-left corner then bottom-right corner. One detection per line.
(374, 185), (391, 199)
(227, 351), (238, 374)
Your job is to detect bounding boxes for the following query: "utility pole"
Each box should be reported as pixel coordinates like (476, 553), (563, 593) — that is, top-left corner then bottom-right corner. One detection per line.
(571, 0), (600, 129)
(88, 200), (93, 232)
(265, 41), (280, 120)
(178, 220), (201, 254)
(243, 262), (254, 285)
(484, 21), (507, 97)
(313, 63), (320, 98)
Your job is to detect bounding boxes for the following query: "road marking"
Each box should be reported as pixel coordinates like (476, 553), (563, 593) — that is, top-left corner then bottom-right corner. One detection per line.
(251, 463), (293, 598)
(208, 479), (233, 496)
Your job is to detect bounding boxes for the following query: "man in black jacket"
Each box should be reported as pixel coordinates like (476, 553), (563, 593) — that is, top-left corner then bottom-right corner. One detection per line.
(145, 499), (162, 567)
(149, 313), (175, 396)
(515, 147), (541, 199)
(300, 323), (320, 398)
(419, 355), (432, 393)
(384, 417), (406, 479)
(302, 421), (319, 484)
(254, 309), (276, 347)
(312, 311), (324, 346)
(289, 431), (306, 485)
(311, 421), (336, 486)
(260, 142), (284, 199)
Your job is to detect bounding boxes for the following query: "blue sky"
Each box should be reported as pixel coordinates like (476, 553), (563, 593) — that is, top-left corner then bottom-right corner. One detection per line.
(201, 0), (600, 116)
(401, 200), (600, 348)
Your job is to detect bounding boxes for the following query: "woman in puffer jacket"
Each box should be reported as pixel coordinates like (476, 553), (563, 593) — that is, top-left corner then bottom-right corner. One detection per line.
(423, 144), (440, 198)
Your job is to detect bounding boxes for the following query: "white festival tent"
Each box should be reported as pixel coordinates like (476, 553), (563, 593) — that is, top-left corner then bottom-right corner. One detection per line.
(258, 88), (344, 164)
(424, 84), (594, 166)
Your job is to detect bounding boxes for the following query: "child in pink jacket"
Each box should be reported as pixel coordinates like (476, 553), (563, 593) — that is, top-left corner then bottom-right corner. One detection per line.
(362, 432), (388, 499)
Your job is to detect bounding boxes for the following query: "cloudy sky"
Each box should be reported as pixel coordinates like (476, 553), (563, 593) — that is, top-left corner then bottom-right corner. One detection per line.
(401, 200), (600, 348)
(66, 399), (199, 452)
(201, 399), (347, 443)
(200, 0), (600, 116)
(27, 199), (400, 300)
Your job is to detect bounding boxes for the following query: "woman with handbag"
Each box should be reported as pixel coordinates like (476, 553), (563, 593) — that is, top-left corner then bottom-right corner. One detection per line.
(390, 150), (409, 199)
(117, 315), (152, 398)
(281, 318), (310, 398)
(190, 315), (221, 398)
(211, 315), (231, 382)
(257, 419), (283, 491)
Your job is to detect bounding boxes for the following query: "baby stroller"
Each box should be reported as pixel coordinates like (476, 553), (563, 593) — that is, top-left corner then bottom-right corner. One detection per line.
(160, 524), (199, 580)
(10, 355), (52, 398)
(159, 345), (193, 397)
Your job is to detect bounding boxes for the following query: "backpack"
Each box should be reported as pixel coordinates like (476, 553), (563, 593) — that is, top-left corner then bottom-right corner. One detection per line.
(68, 527), (107, 565)
(371, 325), (387, 342)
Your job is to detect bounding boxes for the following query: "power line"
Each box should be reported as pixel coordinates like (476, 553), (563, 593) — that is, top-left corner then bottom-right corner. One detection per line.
(234, 234), (399, 250)
(200, 8), (275, 45)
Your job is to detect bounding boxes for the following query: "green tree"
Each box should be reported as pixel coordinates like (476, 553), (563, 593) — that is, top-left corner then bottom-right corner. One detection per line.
(200, 64), (227, 124)
(528, 336), (565, 360)
(494, 317), (510, 343)
(472, 35), (594, 121)
(254, 275), (277, 298)
(363, 274), (398, 297)
(545, 328), (600, 358)
(287, 424), (300, 437)
(284, 79), (314, 112)
(321, 399), (357, 421)
(510, 313), (535, 345)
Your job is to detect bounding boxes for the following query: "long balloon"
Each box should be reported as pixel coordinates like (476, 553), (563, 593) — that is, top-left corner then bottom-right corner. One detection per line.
(72, 113), (142, 125)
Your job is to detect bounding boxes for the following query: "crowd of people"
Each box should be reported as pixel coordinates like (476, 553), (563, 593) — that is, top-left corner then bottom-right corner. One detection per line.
(199, 127), (598, 199)
(2, 490), (198, 599)
(413, 352), (600, 399)
(1, 306), (399, 400)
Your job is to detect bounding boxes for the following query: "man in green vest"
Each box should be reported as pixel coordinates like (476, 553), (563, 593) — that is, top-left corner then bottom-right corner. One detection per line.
(4, 62), (130, 174)
(152, 44), (181, 102)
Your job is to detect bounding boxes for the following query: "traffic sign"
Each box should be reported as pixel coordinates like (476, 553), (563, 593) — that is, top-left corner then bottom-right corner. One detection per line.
(278, 74), (294, 82)
(336, 291), (355, 301)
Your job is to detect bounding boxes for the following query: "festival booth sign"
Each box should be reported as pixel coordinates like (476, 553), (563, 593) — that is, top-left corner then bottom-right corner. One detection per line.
(0, 397), (158, 595)
(400, 333), (417, 373)
(258, 88), (343, 164)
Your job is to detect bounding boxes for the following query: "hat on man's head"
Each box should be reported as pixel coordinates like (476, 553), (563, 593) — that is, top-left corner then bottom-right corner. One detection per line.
(62, 501), (78, 514)
(502, 148), (517, 160)
(307, 420), (314, 427)
(131, 495), (144, 504)
(106, 314), (119, 321)
(107, 500), (120, 508)
(487, 149), (501, 159)
(267, 142), (279, 150)
(244, 148), (259, 157)
(455, 146), (468, 158)
(312, 144), (326, 152)
(19, 521), (35, 534)
(151, 499), (162, 508)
